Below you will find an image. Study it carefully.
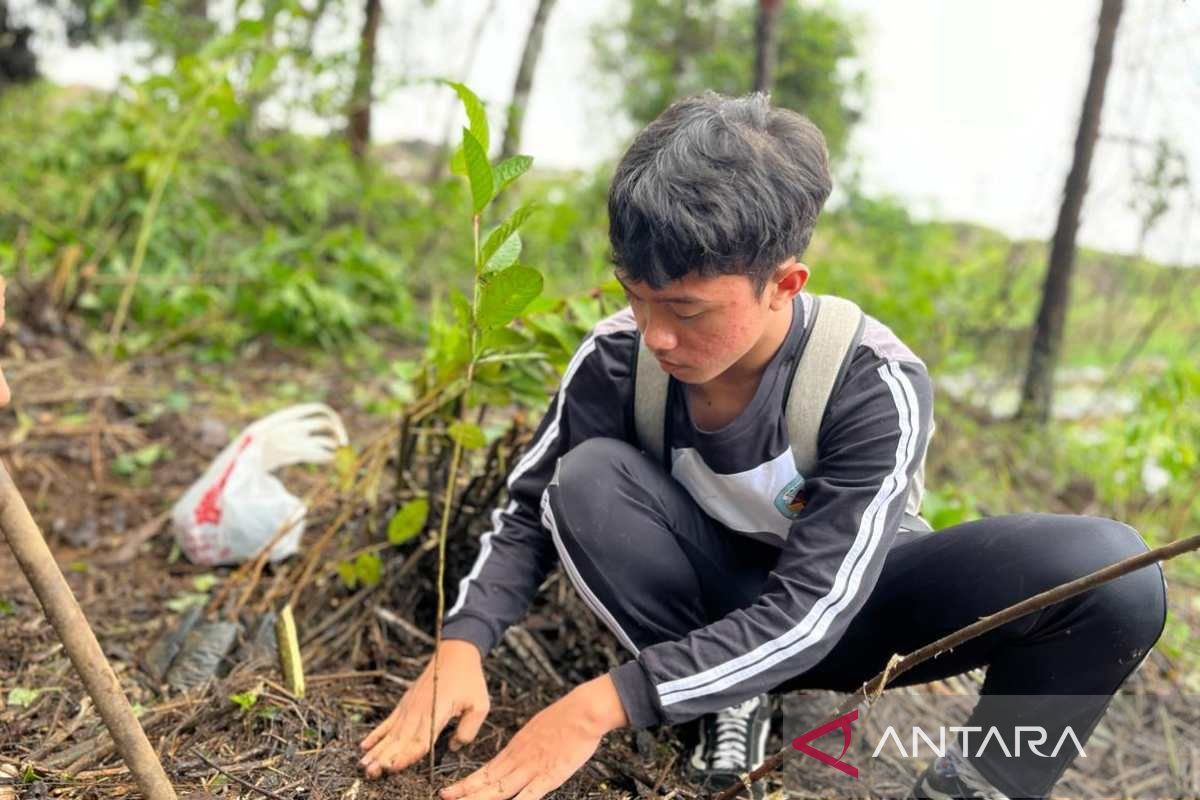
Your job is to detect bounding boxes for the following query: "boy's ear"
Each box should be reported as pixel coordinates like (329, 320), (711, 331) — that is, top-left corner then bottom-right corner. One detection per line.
(769, 258), (809, 309)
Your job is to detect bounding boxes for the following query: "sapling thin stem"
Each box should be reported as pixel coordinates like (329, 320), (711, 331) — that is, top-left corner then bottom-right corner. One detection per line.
(429, 211), (483, 782)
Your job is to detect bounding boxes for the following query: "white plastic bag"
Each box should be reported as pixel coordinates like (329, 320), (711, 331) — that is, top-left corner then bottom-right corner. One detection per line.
(171, 403), (349, 566)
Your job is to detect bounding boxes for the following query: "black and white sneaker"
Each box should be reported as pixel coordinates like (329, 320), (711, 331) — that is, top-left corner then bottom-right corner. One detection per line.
(685, 694), (772, 799)
(911, 742), (1010, 799)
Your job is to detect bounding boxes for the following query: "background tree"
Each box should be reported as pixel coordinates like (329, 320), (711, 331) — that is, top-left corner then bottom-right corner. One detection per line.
(500, 0), (557, 161)
(753, 0), (781, 93)
(348, 0), (383, 160)
(5, 0), (215, 82)
(140, 0), (214, 58)
(1, 0), (144, 89)
(592, 0), (864, 160)
(0, 1), (37, 87)
(22, 0), (140, 46)
(1017, 0), (1124, 424)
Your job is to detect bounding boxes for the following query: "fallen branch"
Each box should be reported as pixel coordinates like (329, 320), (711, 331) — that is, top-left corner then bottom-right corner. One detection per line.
(712, 531), (1200, 800)
(375, 606), (435, 645)
(191, 749), (291, 800)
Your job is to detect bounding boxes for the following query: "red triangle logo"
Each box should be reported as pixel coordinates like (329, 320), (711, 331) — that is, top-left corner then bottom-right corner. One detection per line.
(791, 708), (859, 778)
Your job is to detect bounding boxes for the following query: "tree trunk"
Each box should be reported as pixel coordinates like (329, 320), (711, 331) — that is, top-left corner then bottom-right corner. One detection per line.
(500, 0), (558, 160)
(172, 0), (212, 58)
(348, 0), (383, 161)
(0, 0), (37, 88)
(753, 0), (781, 93)
(1016, 0), (1123, 424)
(669, 0), (691, 83)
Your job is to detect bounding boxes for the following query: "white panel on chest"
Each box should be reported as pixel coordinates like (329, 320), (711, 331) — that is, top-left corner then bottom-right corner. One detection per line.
(669, 447), (802, 543)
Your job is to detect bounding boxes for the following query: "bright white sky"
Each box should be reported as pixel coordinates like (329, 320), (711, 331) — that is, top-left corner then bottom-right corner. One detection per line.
(32, 0), (1200, 266)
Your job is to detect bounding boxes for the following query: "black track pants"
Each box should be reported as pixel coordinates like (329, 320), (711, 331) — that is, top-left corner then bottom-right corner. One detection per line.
(543, 438), (1169, 799)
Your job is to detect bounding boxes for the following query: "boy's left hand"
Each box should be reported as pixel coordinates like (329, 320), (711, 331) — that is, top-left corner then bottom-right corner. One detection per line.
(439, 674), (628, 800)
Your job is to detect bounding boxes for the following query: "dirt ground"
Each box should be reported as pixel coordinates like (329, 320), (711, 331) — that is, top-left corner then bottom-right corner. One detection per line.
(1, 344), (1197, 800)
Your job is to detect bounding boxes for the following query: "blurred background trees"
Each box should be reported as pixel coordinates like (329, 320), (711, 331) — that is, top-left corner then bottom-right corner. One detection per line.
(592, 0), (863, 160)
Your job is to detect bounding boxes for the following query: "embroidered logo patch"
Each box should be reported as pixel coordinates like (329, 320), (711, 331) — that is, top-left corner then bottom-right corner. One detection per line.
(774, 473), (808, 519)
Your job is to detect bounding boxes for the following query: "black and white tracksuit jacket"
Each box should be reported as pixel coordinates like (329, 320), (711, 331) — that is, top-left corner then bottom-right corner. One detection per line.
(441, 293), (936, 728)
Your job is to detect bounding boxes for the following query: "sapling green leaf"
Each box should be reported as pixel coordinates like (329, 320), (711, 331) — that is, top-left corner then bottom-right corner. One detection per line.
(336, 560), (358, 590)
(166, 592), (209, 612)
(334, 445), (358, 491)
(484, 232), (522, 273)
(388, 498), (429, 545)
(447, 421), (487, 449)
(462, 128), (494, 214)
(230, 690), (259, 712)
(480, 327), (530, 354)
(493, 155), (533, 193)
(355, 552), (382, 587)
(192, 574), (218, 592)
(478, 266), (544, 329)
(7, 688), (41, 708)
(446, 81), (489, 152)
(480, 203), (539, 266)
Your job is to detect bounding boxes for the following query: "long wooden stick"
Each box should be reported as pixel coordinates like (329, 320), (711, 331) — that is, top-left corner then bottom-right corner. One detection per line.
(0, 459), (177, 800)
(712, 531), (1200, 800)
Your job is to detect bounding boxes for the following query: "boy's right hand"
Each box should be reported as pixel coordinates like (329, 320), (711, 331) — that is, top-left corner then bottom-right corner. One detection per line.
(359, 638), (490, 779)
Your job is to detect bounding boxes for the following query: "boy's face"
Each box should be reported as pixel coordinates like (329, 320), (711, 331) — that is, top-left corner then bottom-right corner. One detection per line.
(615, 259), (808, 386)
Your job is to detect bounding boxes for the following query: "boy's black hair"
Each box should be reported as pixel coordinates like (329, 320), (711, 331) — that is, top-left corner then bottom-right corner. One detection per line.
(608, 91), (832, 296)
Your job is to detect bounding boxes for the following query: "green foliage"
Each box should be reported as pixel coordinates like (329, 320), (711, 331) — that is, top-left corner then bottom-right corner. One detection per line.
(447, 80), (490, 175)
(334, 445), (358, 492)
(1128, 138), (1190, 246)
(1123, 360), (1199, 484)
(0, 5), (418, 355)
(478, 266), (544, 329)
(7, 687), (41, 708)
(112, 443), (167, 477)
(337, 552), (383, 590)
(165, 591), (209, 612)
(1046, 359), (1200, 540)
(387, 498), (429, 545)
(919, 487), (981, 531)
(493, 156), (533, 194)
(462, 129), (495, 214)
(481, 203), (540, 267)
(192, 574), (218, 592)
(484, 232), (522, 273)
(448, 421), (487, 449)
(592, 0), (865, 159)
(230, 689), (259, 712)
